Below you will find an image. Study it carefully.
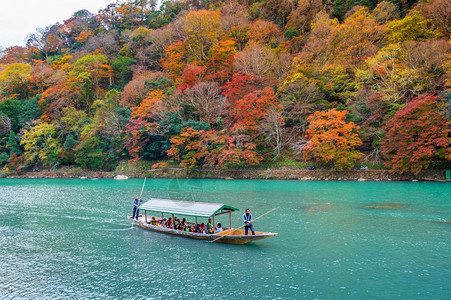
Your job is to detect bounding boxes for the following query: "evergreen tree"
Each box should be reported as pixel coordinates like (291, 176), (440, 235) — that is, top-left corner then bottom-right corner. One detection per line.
(6, 130), (21, 157)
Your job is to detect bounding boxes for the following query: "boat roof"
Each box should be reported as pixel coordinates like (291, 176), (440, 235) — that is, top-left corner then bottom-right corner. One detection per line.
(139, 198), (239, 218)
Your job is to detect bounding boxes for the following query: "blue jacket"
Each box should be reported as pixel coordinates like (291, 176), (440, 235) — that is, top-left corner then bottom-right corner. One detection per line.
(243, 213), (253, 225)
(133, 198), (142, 207)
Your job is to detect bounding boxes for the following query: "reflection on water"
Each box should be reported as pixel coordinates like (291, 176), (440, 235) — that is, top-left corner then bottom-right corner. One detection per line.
(0, 179), (450, 299)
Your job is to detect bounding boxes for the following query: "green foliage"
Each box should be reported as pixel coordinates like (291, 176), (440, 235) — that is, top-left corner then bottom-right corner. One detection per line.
(111, 56), (136, 88)
(20, 96), (42, 125)
(284, 29), (299, 39)
(63, 135), (79, 150)
(7, 131), (21, 156)
(75, 135), (104, 169)
(0, 152), (10, 166)
(0, 99), (21, 132)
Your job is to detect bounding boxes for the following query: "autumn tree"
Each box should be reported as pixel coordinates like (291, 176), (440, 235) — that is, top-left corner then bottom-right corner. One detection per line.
(183, 10), (222, 61)
(303, 109), (363, 170)
(234, 41), (292, 79)
(125, 88), (166, 161)
(0, 63), (32, 99)
(332, 7), (385, 66)
(40, 78), (84, 120)
(381, 94), (451, 174)
(69, 53), (113, 102)
(161, 40), (187, 82)
(21, 122), (62, 166)
(182, 81), (224, 125)
(371, 1), (399, 24)
(167, 127), (261, 169)
(205, 39), (236, 81)
(75, 91), (128, 169)
(415, 0), (451, 35)
(386, 11), (441, 44)
(228, 86), (281, 135)
(26, 24), (64, 59)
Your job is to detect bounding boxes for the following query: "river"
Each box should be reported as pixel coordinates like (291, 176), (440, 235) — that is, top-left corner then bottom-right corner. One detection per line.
(0, 179), (450, 299)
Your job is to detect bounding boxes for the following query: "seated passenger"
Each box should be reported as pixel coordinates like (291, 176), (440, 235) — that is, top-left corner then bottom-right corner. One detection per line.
(199, 223), (207, 234)
(179, 218), (186, 231)
(150, 217), (157, 225)
(207, 218), (214, 234)
(167, 217), (173, 229)
(215, 223), (223, 233)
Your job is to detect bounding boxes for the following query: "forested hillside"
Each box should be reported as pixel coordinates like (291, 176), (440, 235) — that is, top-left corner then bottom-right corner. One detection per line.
(0, 0), (450, 174)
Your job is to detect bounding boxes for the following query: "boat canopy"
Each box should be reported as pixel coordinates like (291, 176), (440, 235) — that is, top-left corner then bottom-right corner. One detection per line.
(139, 198), (239, 217)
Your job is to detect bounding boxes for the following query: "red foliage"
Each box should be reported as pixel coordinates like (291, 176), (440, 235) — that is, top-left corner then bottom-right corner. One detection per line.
(228, 86), (282, 135)
(178, 64), (207, 92)
(125, 89), (165, 161)
(7, 153), (23, 173)
(222, 72), (268, 106)
(381, 94), (451, 174)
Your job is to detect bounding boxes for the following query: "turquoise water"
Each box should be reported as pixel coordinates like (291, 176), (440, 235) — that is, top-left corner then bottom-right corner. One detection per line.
(0, 179), (450, 299)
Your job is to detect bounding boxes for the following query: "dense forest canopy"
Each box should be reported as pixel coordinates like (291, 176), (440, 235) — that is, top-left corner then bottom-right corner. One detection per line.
(0, 0), (450, 174)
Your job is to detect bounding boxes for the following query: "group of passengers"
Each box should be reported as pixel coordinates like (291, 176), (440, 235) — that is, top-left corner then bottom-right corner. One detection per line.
(148, 216), (223, 234)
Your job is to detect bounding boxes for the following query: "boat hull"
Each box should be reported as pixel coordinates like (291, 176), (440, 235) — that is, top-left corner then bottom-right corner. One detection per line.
(130, 217), (277, 244)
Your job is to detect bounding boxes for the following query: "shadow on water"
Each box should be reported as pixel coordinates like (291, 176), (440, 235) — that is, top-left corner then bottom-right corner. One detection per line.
(428, 219), (451, 226)
(362, 202), (408, 209)
(298, 203), (332, 212)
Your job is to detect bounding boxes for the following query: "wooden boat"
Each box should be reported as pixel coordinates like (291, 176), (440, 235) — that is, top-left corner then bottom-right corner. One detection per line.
(129, 198), (278, 244)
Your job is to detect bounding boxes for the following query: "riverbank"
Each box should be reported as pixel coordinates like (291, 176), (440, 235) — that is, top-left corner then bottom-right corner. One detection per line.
(3, 167), (450, 181)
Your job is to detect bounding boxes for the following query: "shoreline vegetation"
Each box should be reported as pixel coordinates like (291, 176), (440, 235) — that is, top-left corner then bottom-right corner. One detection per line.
(3, 161), (449, 181)
(0, 1), (450, 178)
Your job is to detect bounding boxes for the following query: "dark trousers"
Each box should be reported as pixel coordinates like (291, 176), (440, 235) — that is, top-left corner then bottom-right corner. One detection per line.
(244, 223), (255, 235)
(132, 206), (139, 220)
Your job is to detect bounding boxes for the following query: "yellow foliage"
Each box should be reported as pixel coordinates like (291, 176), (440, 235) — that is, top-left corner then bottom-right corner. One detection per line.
(183, 10), (222, 61)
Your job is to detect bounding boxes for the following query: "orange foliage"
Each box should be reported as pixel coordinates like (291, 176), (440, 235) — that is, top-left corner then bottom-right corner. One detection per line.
(247, 20), (281, 44)
(75, 29), (94, 43)
(161, 40), (186, 83)
(167, 127), (261, 169)
(131, 89), (165, 119)
(303, 109), (363, 170)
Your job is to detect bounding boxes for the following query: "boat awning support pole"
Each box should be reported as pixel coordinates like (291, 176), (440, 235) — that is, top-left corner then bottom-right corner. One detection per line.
(172, 213), (175, 229)
(229, 211), (232, 229)
(195, 216), (198, 226)
(145, 210), (147, 223)
(213, 215), (215, 230)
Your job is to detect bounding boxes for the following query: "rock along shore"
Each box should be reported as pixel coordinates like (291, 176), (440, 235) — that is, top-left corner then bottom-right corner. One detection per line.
(5, 168), (449, 182)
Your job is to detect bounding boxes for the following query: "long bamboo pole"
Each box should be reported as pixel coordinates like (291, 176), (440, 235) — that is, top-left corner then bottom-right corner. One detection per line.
(210, 208), (277, 243)
(132, 177), (147, 228)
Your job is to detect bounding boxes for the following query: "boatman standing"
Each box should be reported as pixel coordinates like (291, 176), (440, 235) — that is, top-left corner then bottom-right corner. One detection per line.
(243, 208), (255, 235)
(132, 196), (142, 220)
